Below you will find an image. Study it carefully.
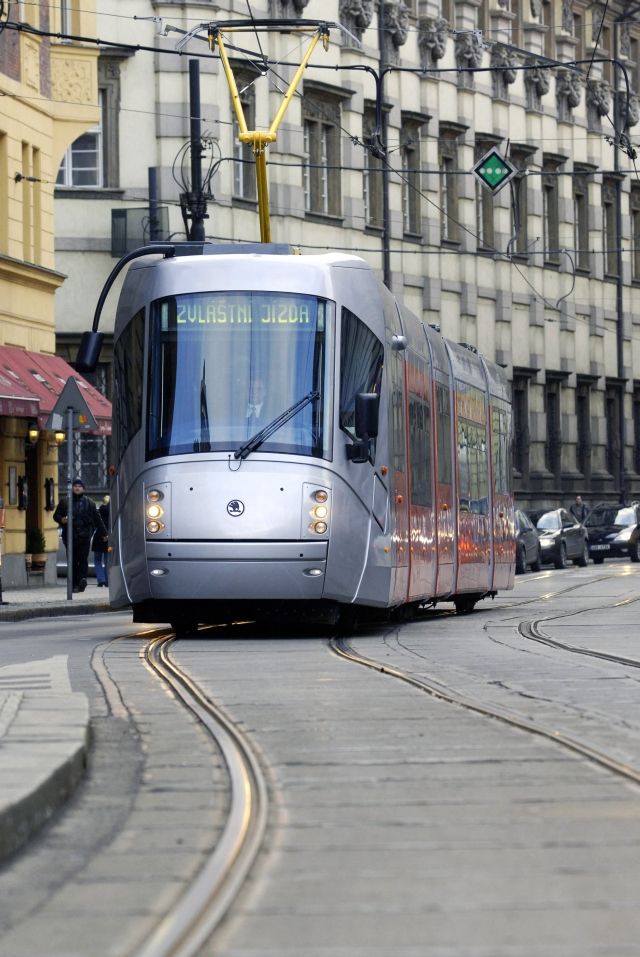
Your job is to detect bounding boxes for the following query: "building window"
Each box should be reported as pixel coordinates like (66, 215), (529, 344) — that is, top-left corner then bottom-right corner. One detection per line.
(634, 385), (640, 475)
(543, 0), (555, 59)
(439, 126), (462, 244)
(602, 178), (618, 277)
(575, 378), (593, 479)
(512, 371), (531, 481)
(510, 147), (534, 256)
(363, 106), (383, 230)
(544, 375), (562, 479)
(401, 117), (424, 237)
(631, 186), (640, 281)
(232, 75), (257, 202)
(542, 156), (562, 267)
(573, 168), (590, 272)
(303, 90), (342, 217)
(605, 381), (622, 480)
(57, 90), (105, 188)
(475, 138), (497, 251)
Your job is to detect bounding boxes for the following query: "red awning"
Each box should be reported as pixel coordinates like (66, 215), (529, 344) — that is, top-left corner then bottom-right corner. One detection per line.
(0, 346), (112, 435)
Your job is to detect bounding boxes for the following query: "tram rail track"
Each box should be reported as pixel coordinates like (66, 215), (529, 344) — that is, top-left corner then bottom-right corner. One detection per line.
(127, 631), (269, 957)
(329, 575), (640, 791)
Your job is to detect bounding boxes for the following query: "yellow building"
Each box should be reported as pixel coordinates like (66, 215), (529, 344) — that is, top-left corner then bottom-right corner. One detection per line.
(0, 0), (106, 587)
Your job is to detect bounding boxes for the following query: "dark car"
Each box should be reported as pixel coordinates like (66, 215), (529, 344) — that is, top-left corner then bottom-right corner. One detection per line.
(515, 509), (542, 573)
(584, 503), (640, 564)
(534, 508), (589, 569)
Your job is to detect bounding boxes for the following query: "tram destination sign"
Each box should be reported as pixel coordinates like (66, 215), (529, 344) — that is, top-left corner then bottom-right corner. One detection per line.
(472, 148), (518, 195)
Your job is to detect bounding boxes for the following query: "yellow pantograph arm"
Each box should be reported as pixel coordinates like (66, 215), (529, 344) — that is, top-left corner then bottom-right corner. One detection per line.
(268, 31), (322, 137)
(213, 33), (249, 138)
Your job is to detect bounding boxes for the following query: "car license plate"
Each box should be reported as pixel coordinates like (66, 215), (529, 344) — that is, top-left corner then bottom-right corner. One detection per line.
(590, 544), (610, 551)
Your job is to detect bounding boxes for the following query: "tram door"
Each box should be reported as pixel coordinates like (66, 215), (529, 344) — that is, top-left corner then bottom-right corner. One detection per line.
(434, 380), (455, 595)
(388, 350), (409, 603)
(407, 356), (436, 600)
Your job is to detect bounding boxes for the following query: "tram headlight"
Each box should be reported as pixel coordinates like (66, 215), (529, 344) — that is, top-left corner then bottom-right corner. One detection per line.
(302, 484), (331, 538)
(144, 482), (171, 538)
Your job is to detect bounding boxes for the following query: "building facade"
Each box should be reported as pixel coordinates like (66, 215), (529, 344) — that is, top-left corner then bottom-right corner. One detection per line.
(0, 0), (102, 585)
(54, 0), (640, 511)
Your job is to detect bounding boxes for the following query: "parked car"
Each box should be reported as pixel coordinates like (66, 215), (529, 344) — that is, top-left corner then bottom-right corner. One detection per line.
(584, 502), (640, 564)
(515, 509), (542, 573)
(534, 508), (589, 569)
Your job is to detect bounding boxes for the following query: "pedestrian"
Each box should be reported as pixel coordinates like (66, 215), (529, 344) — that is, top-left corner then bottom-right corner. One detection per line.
(93, 494), (110, 588)
(569, 494), (589, 523)
(53, 479), (107, 593)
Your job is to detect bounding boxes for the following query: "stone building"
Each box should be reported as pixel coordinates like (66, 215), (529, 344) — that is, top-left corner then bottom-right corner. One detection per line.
(0, 0), (110, 586)
(54, 0), (640, 510)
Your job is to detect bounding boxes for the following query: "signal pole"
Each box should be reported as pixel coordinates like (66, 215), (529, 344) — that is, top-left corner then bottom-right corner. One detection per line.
(180, 59), (207, 241)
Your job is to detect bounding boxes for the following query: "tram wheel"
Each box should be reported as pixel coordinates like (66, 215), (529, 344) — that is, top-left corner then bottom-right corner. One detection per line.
(171, 620), (198, 639)
(454, 595), (477, 615)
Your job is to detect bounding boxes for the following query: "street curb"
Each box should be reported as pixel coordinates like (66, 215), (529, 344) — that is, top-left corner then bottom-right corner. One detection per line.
(0, 601), (114, 623)
(0, 709), (90, 863)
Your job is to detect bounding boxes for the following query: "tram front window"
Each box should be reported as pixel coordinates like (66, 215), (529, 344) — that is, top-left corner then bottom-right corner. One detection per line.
(147, 291), (333, 460)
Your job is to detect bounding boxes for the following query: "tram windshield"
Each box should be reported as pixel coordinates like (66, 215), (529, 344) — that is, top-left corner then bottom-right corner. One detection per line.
(147, 291), (333, 460)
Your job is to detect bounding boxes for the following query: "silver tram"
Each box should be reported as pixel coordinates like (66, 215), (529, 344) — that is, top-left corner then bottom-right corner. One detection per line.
(81, 243), (515, 631)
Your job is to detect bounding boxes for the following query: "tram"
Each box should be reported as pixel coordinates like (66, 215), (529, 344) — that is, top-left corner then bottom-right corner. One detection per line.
(77, 242), (515, 631)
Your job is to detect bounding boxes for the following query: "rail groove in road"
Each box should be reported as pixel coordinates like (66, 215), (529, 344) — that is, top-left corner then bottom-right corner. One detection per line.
(329, 631), (640, 788)
(132, 632), (269, 957)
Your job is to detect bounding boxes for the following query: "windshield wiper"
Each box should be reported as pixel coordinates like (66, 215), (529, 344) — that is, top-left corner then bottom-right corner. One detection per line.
(234, 390), (319, 461)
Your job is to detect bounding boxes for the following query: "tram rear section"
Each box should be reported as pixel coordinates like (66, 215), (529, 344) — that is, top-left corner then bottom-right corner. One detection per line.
(79, 244), (515, 628)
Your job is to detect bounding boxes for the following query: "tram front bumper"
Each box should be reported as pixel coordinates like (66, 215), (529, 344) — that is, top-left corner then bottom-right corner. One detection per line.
(145, 540), (328, 600)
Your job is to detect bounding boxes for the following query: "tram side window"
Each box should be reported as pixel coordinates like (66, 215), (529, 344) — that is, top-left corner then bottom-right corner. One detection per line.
(436, 383), (452, 485)
(492, 402), (512, 495)
(409, 392), (432, 506)
(113, 309), (144, 462)
(457, 419), (489, 515)
(339, 308), (383, 439)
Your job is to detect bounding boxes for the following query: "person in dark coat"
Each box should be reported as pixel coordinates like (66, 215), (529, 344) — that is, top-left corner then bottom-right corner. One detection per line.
(93, 495), (110, 587)
(53, 479), (107, 592)
(569, 495), (589, 523)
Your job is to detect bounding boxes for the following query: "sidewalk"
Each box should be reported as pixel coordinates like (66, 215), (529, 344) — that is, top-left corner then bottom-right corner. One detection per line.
(0, 581), (119, 863)
(0, 580), (112, 622)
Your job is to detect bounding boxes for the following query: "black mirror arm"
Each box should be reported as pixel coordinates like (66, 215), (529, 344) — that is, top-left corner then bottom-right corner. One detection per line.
(76, 244), (176, 373)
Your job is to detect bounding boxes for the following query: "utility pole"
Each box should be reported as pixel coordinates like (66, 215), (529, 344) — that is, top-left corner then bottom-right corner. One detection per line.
(377, 1), (391, 289)
(180, 59), (207, 241)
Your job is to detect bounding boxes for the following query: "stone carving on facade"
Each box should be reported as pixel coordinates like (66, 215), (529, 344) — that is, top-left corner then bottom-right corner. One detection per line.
(383, 0), (409, 65)
(52, 58), (94, 103)
(524, 59), (551, 109)
(418, 16), (448, 70)
(339, 0), (373, 43)
(530, 0), (542, 17)
(561, 0), (573, 34)
(23, 37), (40, 92)
(620, 23), (631, 60)
(491, 44), (518, 85)
(454, 31), (483, 88)
(496, 0), (509, 8)
(270, 0), (309, 18)
(622, 93), (640, 128)
(586, 78), (611, 117)
(556, 68), (583, 110)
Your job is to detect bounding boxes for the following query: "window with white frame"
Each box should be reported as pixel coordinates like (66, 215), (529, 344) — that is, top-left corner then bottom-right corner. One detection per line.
(232, 73), (257, 201)
(303, 89), (342, 217)
(57, 91), (105, 188)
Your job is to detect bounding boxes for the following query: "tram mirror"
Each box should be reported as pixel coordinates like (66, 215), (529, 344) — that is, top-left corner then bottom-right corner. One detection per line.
(75, 331), (104, 373)
(355, 393), (379, 440)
